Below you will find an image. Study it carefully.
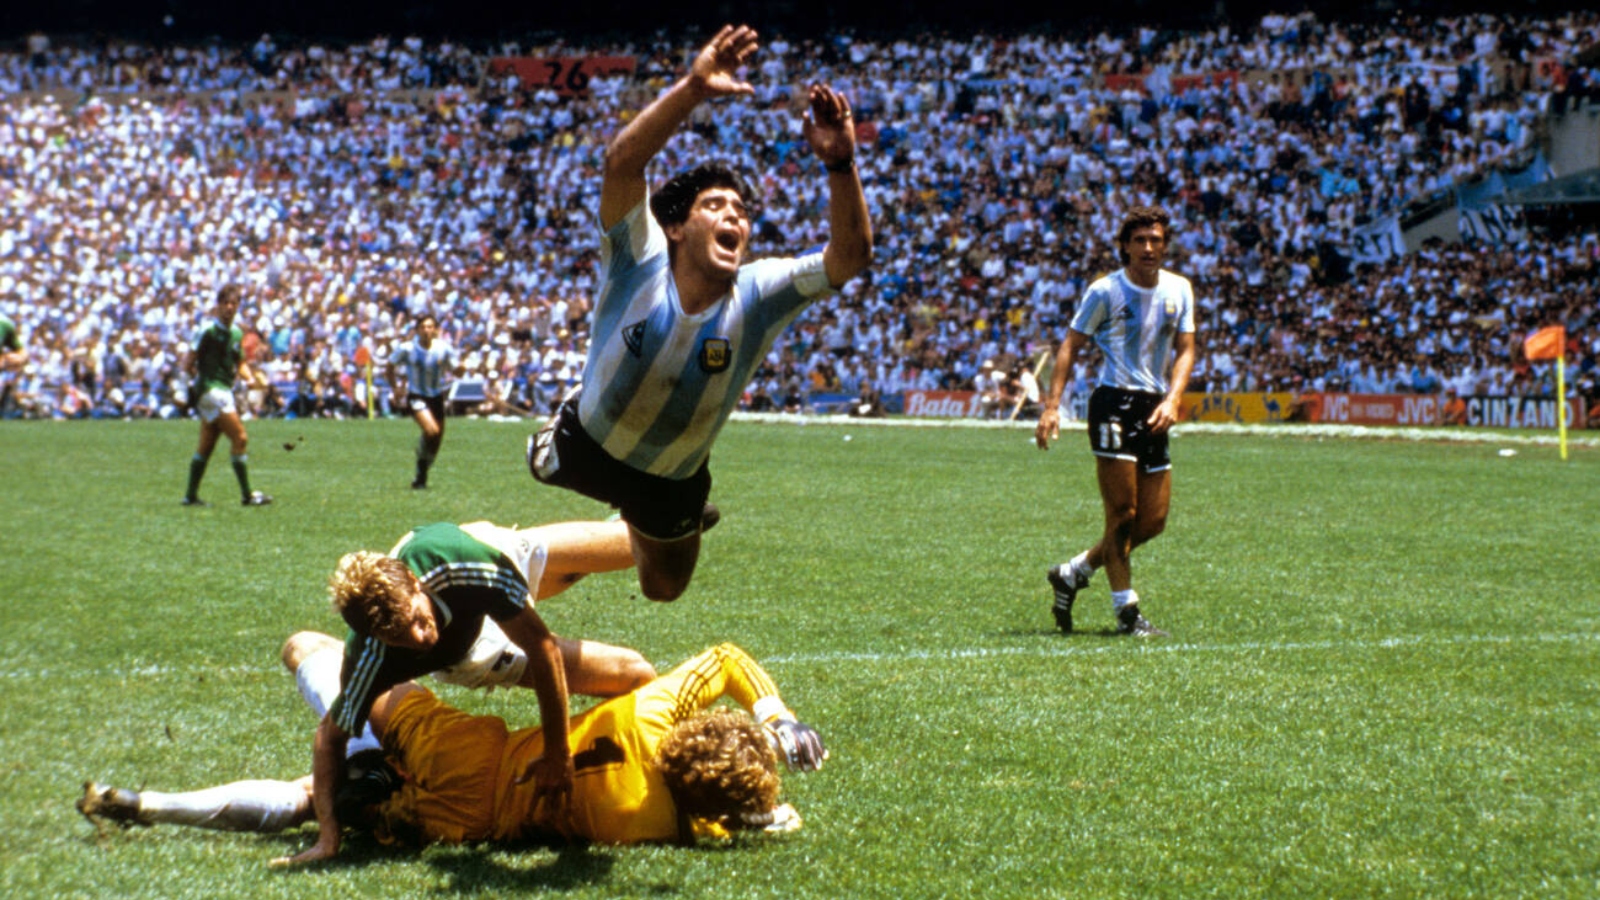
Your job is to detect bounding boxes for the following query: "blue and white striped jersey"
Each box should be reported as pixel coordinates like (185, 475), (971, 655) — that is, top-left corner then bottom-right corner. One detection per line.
(577, 197), (832, 479)
(390, 338), (456, 398)
(1070, 269), (1196, 394)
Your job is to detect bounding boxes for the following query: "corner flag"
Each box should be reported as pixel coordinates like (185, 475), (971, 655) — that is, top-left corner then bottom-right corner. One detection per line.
(1523, 326), (1568, 460)
(1523, 326), (1565, 361)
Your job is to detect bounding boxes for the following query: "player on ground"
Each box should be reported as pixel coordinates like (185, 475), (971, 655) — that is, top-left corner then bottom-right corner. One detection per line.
(284, 518), (657, 866)
(1035, 206), (1197, 637)
(77, 642), (826, 851)
(182, 284), (271, 507)
(528, 24), (872, 602)
(386, 314), (460, 489)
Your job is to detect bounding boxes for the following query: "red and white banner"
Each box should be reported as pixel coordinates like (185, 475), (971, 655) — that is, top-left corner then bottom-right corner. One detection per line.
(902, 390), (982, 418)
(1303, 393), (1587, 429)
(1308, 393), (1442, 426)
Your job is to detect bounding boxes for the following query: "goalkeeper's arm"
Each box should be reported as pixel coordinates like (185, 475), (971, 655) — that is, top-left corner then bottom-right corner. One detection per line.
(655, 643), (829, 771)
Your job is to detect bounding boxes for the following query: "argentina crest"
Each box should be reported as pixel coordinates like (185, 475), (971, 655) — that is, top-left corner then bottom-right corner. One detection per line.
(698, 337), (731, 373)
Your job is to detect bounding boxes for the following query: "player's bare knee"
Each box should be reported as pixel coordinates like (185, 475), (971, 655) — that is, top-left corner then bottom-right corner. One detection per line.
(281, 631), (338, 671)
(623, 655), (658, 689)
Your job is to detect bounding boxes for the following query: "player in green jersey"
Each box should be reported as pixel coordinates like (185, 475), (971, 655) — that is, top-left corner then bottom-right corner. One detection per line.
(183, 285), (271, 507)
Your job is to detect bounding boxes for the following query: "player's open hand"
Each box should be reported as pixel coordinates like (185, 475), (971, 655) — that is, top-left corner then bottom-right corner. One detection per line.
(269, 836), (338, 868)
(689, 24), (758, 99)
(1035, 407), (1060, 449)
(803, 83), (857, 165)
(518, 748), (575, 815)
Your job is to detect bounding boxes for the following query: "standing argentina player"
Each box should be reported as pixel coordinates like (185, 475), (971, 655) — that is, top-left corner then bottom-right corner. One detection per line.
(1035, 206), (1197, 637)
(387, 314), (460, 489)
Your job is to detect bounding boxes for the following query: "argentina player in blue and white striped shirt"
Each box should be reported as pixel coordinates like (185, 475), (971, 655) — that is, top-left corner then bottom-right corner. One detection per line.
(388, 314), (461, 489)
(528, 25), (872, 602)
(1034, 206), (1197, 639)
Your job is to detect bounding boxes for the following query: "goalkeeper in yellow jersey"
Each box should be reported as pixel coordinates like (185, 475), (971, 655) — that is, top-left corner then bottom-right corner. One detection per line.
(77, 642), (826, 853)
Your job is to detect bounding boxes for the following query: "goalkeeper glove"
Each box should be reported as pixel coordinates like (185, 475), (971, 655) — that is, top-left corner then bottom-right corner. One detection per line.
(766, 718), (828, 772)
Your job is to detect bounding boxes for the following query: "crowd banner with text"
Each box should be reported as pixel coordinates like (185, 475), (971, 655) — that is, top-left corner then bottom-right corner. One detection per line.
(1302, 393), (1443, 426)
(1463, 395), (1584, 431)
(485, 56), (637, 95)
(1294, 392), (1585, 429)
(1180, 392), (1297, 424)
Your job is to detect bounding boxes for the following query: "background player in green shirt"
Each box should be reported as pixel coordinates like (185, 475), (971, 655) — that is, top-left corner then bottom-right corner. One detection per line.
(0, 311), (27, 418)
(183, 284), (271, 506)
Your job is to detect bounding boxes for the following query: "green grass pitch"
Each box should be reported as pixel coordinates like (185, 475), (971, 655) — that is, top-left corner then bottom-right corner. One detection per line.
(2, 417), (1596, 899)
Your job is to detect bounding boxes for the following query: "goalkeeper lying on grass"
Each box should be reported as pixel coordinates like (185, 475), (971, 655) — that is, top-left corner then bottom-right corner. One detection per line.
(78, 641), (826, 855)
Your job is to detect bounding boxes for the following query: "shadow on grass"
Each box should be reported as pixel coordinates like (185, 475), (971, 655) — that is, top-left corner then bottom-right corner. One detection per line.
(421, 842), (618, 893)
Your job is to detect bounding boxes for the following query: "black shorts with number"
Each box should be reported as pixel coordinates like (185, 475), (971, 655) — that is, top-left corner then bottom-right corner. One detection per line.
(1087, 386), (1171, 473)
(408, 393), (447, 423)
(529, 401), (711, 541)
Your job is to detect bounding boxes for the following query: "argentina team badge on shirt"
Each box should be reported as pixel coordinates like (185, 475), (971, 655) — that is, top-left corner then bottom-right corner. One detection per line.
(699, 337), (731, 373)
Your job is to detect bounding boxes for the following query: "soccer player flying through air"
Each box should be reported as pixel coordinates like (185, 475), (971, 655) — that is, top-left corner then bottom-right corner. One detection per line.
(527, 23), (873, 602)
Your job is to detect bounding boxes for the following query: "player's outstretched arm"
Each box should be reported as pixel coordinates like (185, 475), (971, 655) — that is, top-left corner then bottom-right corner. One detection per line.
(502, 610), (575, 811)
(599, 24), (759, 230)
(652, 643), (829, 771)
(805, 84), (872, 288)
(271, 715), (349, 867)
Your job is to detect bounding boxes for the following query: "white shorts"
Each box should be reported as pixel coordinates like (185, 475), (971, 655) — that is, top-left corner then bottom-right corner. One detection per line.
(432, 617), (528, 689)
(196, 386), (237, 423)
(456, 521), (551, 587)
(389, 521), (552, 689)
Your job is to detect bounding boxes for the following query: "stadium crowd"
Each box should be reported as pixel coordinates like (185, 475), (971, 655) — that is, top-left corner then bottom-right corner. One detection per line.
(1, 11), (1598, 422)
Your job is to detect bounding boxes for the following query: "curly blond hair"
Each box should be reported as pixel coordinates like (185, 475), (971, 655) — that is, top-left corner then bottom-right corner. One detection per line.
(328, 551), (415, 638)
(653, 707), (781, 821)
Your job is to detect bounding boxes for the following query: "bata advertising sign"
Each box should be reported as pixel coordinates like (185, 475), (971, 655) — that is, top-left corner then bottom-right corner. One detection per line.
(486, 56), (637, 95)
(902, 390), (982, 418)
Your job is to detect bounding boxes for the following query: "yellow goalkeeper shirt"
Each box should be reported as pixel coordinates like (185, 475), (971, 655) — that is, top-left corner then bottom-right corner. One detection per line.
(375, 642), (783, 845)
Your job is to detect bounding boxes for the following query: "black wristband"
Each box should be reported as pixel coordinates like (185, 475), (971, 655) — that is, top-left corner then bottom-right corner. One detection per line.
(825, 157), (856, 174)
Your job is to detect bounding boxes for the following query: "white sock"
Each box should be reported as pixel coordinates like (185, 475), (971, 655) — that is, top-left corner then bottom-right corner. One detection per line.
(1070, 552), (1095, 578)
(138, 780), (310, 832)
(296, 647), (382, 755)
(1112, 589), (1139, 611)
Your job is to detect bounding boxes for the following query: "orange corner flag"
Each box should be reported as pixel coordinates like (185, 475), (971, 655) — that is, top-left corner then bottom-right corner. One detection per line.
(1523, 326), (1566, 362)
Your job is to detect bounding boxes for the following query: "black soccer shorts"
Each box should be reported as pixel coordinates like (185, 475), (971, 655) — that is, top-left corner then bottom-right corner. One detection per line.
(530, 401), (712, 541)
(1086, 386), (1172, 473)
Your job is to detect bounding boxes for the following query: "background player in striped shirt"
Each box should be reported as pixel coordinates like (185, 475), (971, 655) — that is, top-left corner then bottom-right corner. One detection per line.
(386, 314), (460, 489)
(528, 24), (873, 602)
(77, 643), (825, 851)
(1034, 206), (1198, 637)
(182, 284), (272, 507)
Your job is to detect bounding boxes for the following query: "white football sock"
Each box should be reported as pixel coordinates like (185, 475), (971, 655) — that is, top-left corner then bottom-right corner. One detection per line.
(1070, 552), (1095, 577)
(296, 647), (382, 755)
(138, 780), (309, 832)
(1112, 589), (1139, 610)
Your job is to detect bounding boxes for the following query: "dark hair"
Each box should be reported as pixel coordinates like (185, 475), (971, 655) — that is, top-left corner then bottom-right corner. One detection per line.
(1115, 206), (1172, 265)
(650, 161), (758, 228)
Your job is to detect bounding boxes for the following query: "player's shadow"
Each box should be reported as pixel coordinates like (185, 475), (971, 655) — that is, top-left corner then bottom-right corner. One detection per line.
(996, 625), (1129, 639)
(422, 841), (616, 893)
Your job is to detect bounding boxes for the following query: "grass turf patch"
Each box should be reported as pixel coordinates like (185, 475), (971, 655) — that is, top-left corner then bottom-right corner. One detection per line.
(1, 417), (1596, 899)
